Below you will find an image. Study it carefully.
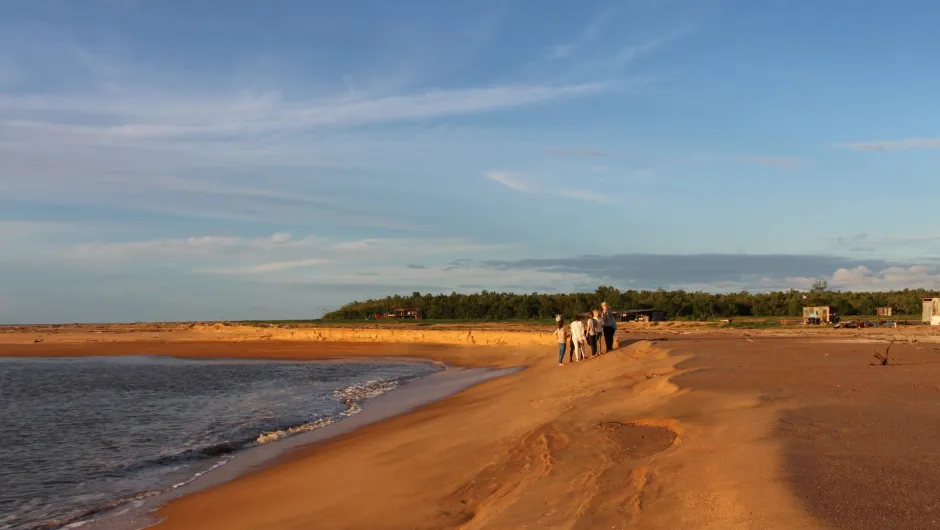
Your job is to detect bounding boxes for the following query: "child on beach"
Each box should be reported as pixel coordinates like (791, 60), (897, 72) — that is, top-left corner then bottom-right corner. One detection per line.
(554, 321), (568, 366)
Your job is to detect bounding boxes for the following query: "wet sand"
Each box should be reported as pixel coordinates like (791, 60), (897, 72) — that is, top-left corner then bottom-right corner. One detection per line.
(4, 326), (940, 528)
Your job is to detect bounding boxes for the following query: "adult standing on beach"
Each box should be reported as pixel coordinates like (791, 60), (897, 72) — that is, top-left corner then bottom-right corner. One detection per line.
(570, 316), (586, 361)
(601, 302), (617, 351)
(592, 309), (605, 354)
(554, 321), (568, 366)
(585, 312), (598, 356)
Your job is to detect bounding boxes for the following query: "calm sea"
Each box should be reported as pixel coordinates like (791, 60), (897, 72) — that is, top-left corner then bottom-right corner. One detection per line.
(0, 356), (441, 530)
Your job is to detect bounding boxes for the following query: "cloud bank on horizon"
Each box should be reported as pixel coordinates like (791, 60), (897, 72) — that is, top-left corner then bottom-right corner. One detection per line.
(2, 0), (940, 323)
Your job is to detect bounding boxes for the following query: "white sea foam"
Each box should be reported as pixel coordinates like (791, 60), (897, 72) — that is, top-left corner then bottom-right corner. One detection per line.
(335, 379), (401, 402)
(255, 417), (339, 444)
(254, 379), (402, 445)
(170, 457), (233, 489)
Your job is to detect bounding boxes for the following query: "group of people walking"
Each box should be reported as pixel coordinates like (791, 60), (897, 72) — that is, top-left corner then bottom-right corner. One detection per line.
(554, 302), (618, 366)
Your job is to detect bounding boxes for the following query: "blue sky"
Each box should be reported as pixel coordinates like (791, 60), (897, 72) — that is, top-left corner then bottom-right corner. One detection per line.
(2, 0), (939, 323)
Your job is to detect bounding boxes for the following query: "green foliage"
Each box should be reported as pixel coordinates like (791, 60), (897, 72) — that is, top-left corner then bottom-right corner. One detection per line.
(322, 287), (936, 321)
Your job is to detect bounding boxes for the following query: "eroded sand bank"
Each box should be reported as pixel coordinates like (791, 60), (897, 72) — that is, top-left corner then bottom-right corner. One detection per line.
(0, 323), (557, 347)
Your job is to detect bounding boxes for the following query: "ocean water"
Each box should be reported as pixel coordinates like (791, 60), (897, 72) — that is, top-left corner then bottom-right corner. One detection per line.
(0, 356), (442, 530)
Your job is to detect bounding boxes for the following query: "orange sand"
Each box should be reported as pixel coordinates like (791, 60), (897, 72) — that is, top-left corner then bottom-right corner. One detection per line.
(5, 324), (940, 529)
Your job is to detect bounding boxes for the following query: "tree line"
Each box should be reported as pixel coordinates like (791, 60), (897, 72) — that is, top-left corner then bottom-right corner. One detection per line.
(322, 286), (936, 321)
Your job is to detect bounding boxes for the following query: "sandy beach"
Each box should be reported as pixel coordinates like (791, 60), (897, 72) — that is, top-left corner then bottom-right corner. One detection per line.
(4, 324), (940, 529)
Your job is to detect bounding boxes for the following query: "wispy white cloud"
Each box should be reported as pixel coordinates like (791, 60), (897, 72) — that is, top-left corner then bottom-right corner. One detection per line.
(0, 2), (704, 323)
(836, 138), (940, 151)
(62, 233), (290, 261)
(202, 258), (332, 275)
(0, 40), (614, 229)
(484, 170), (614, 203)
(307, 264), (589, 291)
(527, 2), (689, 88)
(7, 230), (577, 300)
(0, 1), (683, 237)
(0, 137), (429, 230)
(832, 233), (940, 246)
(557, 189), (617, 203)
(627, 168), (654, 179)
(547, 147), (612, 158)
(484, 170), (532, 192)
(548, 8), (619, 60)
(740, 155), (801, 168)
(604, 27), (689, 68)
(1, 83), (606, 141)
(0, 220), (76, 234)
(0, 221), (89, 245)
(155, 179), (341, 207)
(57, 232), (510, 269)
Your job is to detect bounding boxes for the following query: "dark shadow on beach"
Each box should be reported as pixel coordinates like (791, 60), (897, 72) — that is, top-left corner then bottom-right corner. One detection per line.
(667, 336), (940, 529)
(777, 404), (940, 530)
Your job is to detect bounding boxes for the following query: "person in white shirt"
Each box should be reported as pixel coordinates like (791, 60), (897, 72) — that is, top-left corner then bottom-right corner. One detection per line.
(601, 302), (617, 351)
(570, 316), (586, 361)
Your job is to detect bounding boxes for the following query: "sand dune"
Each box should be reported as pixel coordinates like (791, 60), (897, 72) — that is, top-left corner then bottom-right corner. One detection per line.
(143, 338), (819, 529)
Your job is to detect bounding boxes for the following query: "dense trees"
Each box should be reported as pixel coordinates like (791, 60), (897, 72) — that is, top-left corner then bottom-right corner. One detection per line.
(322, 287), (936, 321)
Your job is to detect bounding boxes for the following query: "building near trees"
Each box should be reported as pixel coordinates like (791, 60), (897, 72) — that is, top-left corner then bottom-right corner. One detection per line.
(803, 306), (833, 325)
(922, 298), (940, 325)
(617, 309), (667, 322)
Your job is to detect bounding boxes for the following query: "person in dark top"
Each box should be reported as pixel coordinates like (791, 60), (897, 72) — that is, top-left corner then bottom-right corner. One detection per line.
(601, 302), (617, 351)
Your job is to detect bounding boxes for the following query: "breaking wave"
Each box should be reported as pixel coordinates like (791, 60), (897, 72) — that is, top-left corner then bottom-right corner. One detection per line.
(255, 378), (403, 444)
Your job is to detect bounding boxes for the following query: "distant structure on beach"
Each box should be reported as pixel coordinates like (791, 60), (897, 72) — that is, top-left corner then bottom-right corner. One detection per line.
(370, 308), (423, 320)
(617, 309), (667, 323)
(803, 306), (834, 325)
(875, 307), (894, 317)
(921, 297), (940, 325)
